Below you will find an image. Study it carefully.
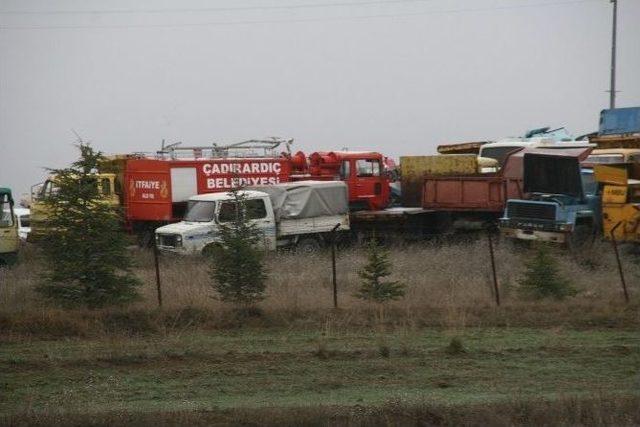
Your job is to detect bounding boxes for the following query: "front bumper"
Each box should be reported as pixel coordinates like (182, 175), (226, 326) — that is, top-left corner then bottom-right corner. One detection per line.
(156, 244), (189, 254)
(501, 227), (567, 243)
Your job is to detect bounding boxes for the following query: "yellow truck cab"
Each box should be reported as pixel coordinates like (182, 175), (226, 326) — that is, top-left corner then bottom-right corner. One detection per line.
(0, 188), (20, 265)
(29, 173), (120, 241)
(594, 163), (640, 242)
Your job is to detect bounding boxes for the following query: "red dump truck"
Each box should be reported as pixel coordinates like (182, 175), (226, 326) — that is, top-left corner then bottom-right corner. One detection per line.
(420, 151), (525, 229)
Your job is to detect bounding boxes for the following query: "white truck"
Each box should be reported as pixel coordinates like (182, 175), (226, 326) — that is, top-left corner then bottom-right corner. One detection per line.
(155, 181), (350, 254)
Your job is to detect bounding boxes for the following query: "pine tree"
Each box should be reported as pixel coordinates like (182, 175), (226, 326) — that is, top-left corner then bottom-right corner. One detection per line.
(518, 244), (576, 300)
(209, 188), (267, 308)
(356, 237), (405, 306)
(37, 144), (140, 308)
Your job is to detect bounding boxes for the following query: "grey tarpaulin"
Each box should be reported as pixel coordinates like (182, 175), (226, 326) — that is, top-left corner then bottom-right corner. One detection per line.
(249, 180), (348, 220)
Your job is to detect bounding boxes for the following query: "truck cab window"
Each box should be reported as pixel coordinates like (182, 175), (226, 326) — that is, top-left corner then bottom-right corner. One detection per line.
(340, 161), (350, 179)
(184, 201), (216, 222)
(581, 171), (596, 196)
(585, 154), (624, 164)
(100, 178), (112, 196)
(0, 211), (13, 227)
(218, 201), (237, 223)
(246, 199), (267, 220)
(114, 177), (122, 196)
(79, 177), (99, 194)
(480, 147), (518, 167)
(356, 159), (381, 177)
(42, 180), (59, 199)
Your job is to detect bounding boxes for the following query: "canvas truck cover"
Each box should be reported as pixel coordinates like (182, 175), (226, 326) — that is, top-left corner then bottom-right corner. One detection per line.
(249, 180), (348, 221)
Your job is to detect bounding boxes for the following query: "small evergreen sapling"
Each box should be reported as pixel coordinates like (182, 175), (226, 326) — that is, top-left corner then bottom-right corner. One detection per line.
(356, 237), (405, 319)
(518, 244), (576, 300)
(37, 143), (140, 308)
(209, 188), (267, 308)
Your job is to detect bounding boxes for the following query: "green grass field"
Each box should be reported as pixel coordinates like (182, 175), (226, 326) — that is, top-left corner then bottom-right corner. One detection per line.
(2, 326), (639, 424)
(2, 244), (640, 425)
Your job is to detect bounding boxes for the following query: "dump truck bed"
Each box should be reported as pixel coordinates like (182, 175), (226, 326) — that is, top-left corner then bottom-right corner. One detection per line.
(422, 175), (518, 212)
(421, 149), (525, 212)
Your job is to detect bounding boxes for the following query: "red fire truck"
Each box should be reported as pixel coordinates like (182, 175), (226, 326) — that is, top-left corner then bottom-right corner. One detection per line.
(99, 139), (309, 244)
(31, 138), (396, 245)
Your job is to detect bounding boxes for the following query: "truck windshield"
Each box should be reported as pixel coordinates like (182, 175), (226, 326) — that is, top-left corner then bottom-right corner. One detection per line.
(1, 210), (14, 227)
(581, 170), (596, 196)
(585, 154), (624, 164)
(20, 215), (30, 228)
(479, 146), (520, 167)
(0, 193), (14, 227)
(184, 201), (216, 222)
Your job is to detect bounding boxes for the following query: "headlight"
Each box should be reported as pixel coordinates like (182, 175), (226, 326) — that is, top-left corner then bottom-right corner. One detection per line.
(155, 234), (160, 242)
(176, 235), (183, 243)
(558, 223), (573, 232)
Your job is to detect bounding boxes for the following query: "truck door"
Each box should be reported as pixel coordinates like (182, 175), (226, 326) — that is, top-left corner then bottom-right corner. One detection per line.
(352, 158), (383, 210)
(246, 197), (277, 250)
(217, 197), (277, 250)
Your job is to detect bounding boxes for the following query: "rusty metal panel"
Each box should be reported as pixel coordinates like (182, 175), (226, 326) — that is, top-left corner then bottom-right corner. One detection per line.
(437, 141), (489, 155)
(422, 177), (506, 212)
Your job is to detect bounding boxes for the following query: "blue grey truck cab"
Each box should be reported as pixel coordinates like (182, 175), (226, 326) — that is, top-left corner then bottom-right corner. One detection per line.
(500, 148), (600, 245)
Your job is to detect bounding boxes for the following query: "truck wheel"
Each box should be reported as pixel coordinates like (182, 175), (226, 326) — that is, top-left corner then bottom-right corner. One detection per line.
(202, 243), (221, 257)
(296, 237), (321, 253)
(137, 230), (154, 248)
(568, 224), (594, 251)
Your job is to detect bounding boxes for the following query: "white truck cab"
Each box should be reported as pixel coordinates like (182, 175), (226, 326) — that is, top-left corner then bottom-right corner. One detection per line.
(155, 181), (350, 254)
(12, 207), (30, 241)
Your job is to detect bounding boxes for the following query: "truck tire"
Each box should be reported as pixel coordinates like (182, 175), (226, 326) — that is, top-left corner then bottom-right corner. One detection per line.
(202, 243), (221, 257)
(296, 237), (321, 253)
(567, 223), (595, 251)
(137, 230), (154, 248)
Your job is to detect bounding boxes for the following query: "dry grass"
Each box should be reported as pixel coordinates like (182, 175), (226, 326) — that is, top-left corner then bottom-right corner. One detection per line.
(4, 395), (640, 426)
(0, 238), (638, 336)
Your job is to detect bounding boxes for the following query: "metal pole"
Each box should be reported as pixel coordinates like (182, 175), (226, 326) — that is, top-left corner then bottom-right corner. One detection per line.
(609, 0), (618, 109)
(331, 223), (340, 309)
(153, 240), (163, 308)
(610, 221), (630, 303)
(487, 230), (500, 306)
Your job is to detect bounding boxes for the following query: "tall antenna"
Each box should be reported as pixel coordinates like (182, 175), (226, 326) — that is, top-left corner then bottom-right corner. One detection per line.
(608, 0), (618, 109)
(71, 128), (84, 143)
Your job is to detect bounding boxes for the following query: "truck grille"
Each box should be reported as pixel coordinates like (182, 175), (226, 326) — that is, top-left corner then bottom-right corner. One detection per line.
(159, 234), (179, 247)
(507, 201), (556, 221)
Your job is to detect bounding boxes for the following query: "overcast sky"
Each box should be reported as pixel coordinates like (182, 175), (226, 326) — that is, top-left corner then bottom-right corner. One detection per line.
(1, 0), (639, 196)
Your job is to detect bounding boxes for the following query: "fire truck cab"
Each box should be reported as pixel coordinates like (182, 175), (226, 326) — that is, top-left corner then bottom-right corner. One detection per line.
(308, 151), (390, 211)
